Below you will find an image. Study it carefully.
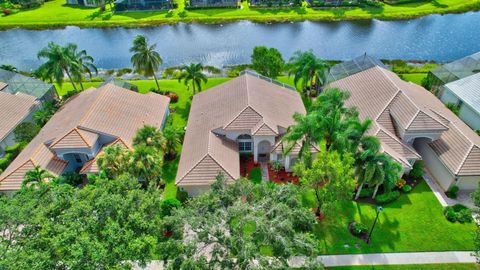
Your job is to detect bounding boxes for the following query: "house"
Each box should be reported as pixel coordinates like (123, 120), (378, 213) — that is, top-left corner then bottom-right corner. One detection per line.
(0, 68), (57, 102)
(187, 0), (237, 8)
(328, 65), (480, 192)
(0, 92), (40, 156)
(439, 73), (480, 130)
(0, 83), (170, 191)
(114, 0), (175, 11)
(175, 71), (316, 196)
(66, 0), (104, 7)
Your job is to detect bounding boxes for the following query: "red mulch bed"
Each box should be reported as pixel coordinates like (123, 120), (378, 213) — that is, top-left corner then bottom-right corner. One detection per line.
(240, 155), (260, 177)
(267, 164), (299, 184)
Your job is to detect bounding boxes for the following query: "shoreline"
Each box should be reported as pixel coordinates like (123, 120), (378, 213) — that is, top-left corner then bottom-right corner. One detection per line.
(0, 0), (479, 30)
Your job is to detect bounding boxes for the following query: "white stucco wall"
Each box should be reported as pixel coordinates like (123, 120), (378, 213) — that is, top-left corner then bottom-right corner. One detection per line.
(413, 138), (455, 191)
(253, 135), (275, 162)
(456, 176), (480, 191)
(181, 185), (211, 197)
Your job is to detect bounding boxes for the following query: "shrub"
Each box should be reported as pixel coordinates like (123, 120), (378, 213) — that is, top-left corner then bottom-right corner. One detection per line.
(375, 191), (400, 204)
(358, 187), (374, 198)
(166, 92), (179, 103)
(443, 204), (472, 223)
(0, 153), (13, 170)
(249, 167), (262, 184)
(14, 122), (41, 143)
(396, 179), (406, 189)
(176, 189), (189, 203)
(409, 160), (424, 180)
(446, 185), (459, 199)
(57, 172), (83, 187)
(402, 184), (412, 193)
(3, 9), (11, 16)
(161, 198), (181, 217)
(4, 143), (25, 157)
(270, 160), (283, 172)
(351, 222), (368, 236)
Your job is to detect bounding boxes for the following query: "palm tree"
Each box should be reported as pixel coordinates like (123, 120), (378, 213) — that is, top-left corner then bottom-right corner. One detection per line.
(132, 125), (167, 151)
(163, 125), (184, 160)
(36, 42), (78, 91)
(33, 109), (53, 126)
(129, 145), (164, 188)
(70, 46), (98, 91)
(354, 136), (383, 200)
(22, 166), (52, 188)
(130, 35), (163, 93)
(0, 64), (17, 72)
(177, 63), (208, 95)
(287, 50), (330, 98)
(97, 144), (130, 179)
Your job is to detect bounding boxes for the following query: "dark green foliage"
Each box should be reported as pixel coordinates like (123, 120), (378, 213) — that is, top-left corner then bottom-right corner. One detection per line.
(359, 187), (374, 198)
(375, 190), (400, 204)
(251, 46), (285, 79)
(13, 122), (40, 143)
(0, 153), (13, 170)
(446, 185), (460, 199)
(446, 102), (460, 116)
(160, 198), (181, 217)
(443, 204), (472, 223)
(409, 160), (424, 180)
(471, 183), (480, 261)
(56, 172), (83, 187)
(351, 222), (368, 236)
(402, 184), (412, 193)
(4, 142), (25, 157)
(249, 167), (262, 184)
(176, 189), (189, 203)
(10, 0), (44, 8)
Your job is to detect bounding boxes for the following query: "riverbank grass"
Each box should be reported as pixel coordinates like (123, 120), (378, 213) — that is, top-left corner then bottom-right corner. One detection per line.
(1, 0), (479, 29)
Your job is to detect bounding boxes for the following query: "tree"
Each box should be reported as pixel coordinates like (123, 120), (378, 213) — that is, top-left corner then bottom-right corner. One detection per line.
(21, 166), (53, 188)
(163, 174), (323, 269)
(472, 184), (480, 263)
(13, 122), (40, 143)
(36, 42), (78, 91)
(177, 63), (208, 95)
(0, 64), (18, 72)
(287, 50), (330, 97)
(133, 125), (167, 151)
(294, 148), (356, 217)
(130, 35), (163, 93)
(0, 174), (165, 270)
(32, 100), (58, 126)
(129, 144), (164, 188)
(70, 46), (98, 91)
(163, 125), (183, 160)
(97, 144), (130, 179)
(251, 46), (285, 79)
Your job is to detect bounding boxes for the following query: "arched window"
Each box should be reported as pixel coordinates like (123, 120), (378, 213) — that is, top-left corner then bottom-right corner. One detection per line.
(237, 134), (253, 152)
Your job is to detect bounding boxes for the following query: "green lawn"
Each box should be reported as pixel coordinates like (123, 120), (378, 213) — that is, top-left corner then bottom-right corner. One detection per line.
(309, 181), (475, 254)
(1, 0), (479, 29)
(400, 73), (428, 86)
(330, 264), (478, 270)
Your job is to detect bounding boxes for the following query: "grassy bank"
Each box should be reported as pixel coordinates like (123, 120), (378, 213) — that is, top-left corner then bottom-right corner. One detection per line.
(1, 0), (479, 29)
(330, 264), (478, 270)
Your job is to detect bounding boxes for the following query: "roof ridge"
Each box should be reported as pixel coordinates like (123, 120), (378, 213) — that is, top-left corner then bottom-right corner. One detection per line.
(0, 158), (35, 182)
(176, 153), (210, 185)
(456, 144), (475, 174)
(376, 128), (421, 158)
(405, 110), (421, 130)
(75, 127), (92, 148)
(375, 88), (402, 121)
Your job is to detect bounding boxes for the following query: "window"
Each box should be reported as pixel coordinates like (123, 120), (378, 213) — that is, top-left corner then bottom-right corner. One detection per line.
(239, 141), (252, 152)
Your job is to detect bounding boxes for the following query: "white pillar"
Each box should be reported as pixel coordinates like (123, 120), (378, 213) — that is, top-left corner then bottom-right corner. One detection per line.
(285, 155), (291, 171)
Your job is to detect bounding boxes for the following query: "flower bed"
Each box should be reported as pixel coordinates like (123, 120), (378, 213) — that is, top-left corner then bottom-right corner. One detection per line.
(240, 155), (259, 177)
(267, 164), (299, 184)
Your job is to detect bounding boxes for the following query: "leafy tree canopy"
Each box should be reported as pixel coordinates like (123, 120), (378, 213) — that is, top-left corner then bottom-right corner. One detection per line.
(251, 46), (285, 79)
(13, 122), (40, 143)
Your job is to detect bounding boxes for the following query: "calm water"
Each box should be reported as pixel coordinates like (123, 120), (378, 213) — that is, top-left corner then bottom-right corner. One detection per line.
(1, 12), (480, 70)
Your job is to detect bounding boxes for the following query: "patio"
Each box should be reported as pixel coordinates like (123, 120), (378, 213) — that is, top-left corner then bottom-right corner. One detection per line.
(240, 154), (299, 184)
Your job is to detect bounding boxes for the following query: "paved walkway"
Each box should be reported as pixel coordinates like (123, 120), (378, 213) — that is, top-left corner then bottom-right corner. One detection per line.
(290, 251), (476, 267)
(423, 169), (474, 208)
(260, 162), (269, 181)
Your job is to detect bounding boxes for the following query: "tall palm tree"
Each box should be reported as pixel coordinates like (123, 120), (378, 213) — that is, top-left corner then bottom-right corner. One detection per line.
(287, 50), (330, 98)
(132, 125), (167, 151)
(130, 35), (163, 93)
(97, 144), (130, 179)
(163, 125), (183, 160)
(21, 166), (52, 188)
(178, 63), (208, 95)
(129, 145), (164, 188)
(36, 42), (78, 91)
(354, 136), (383, 200)
(70, 46), (98, 91)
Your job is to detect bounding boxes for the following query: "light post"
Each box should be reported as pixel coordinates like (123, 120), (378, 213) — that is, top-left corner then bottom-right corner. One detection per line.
(366, 206), (383, 244)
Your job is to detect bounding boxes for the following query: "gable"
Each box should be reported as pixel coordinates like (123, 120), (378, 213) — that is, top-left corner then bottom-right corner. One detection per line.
(177, 155), (235, 186)
(458, 146), (480, 176)
(407, 111), (448, 132)
(224, 106), (263, 131)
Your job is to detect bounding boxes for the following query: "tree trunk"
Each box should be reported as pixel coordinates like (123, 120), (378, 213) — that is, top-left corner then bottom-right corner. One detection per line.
(372, 184), (380, 199)
(152, 72), (161, 94)
(314, 188), (322, 216)
(79, 80), (85, 91)
(192, 80), (196, 95)
(64, 69), (77, 92)
(355, 182), (364, 200)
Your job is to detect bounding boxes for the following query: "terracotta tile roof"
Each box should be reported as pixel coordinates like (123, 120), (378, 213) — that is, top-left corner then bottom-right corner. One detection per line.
(79, 138), (130, 174)
(329, 66), (480, 177)
(0, 91), (38, 142)
(176, 74), (305, 186)
(0, 84), (170, 190)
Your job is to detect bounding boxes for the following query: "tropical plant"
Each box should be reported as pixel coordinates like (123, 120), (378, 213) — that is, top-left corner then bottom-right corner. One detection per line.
(129, 144), (164, 188)
(287, 50), (330, 97)
(294, 148), (356, 217)
(177, 63), (208, 94)
(132, 125), (167, 151)
(14, 122), (40, 143)
(32, 101), (58, 126)
(251, 46), (285, 78)
(21, 166), (53, 188)
(130, 35), (163, 93)
(69, 45), (98, 91)
(162, 125), (183, 160)
(36, 42), (78, 91)
(97, 144), (130, 179)
(0, 64), (18, 72)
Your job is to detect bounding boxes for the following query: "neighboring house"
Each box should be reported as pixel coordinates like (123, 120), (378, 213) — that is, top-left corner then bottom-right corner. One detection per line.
(176, 72), (317, 196)
(0, 92), (40, 156)
(0, 68), (57, 102)
(0, 83), (170, 191)
(328, 65), (480, 192)
(115, 0), (174, 11)
(187, 0), (237, 8)
(66, 0), (104, 7)
(428, 51), (480, 94)
(439, 73), (480, 130)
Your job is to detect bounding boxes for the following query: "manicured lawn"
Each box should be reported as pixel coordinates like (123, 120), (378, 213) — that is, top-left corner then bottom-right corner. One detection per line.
(330, 264), (477, 270)
(1, 0), (479, 29)
(309, 181), (475, 254)
(400, 73), (428, 86)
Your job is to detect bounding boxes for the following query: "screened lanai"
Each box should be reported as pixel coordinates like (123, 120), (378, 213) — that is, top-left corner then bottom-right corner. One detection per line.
(429, 52), (480, 87)
(0, 69), (55, 101)
(327, 54), (387, 83)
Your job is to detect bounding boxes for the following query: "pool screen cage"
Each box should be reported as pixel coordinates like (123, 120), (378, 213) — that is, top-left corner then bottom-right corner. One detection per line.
(327, 53), (387, 83)
(429, 52), (480, 87)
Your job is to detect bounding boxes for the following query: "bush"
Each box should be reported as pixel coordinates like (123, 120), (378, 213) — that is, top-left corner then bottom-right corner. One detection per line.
(375, 191), (400, 204)
(402, 184), (412, 193)
(57, 172), (83, 187)
(351, 222), (368, 236)
(249, 167), (262, 184)
(270, 160), (283, 172)
(4, 143), (25, 157)
(409, 160), (424, 180)
(14, 122), (40, 144)
(0, 153), (13, 170)
(443, 204), (472, 223)
(358, 187), (374, 198)
(166, 92), (179, 103)
(396, 179), (406, 189)
(446, 185), (459, 199)
(176, 189), (189, 203)
(3, 9), (11, 16)
(160, 198), (181, 217)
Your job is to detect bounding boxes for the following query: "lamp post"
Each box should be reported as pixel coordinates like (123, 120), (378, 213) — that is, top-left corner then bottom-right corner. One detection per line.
(366, 206), (383, 244)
